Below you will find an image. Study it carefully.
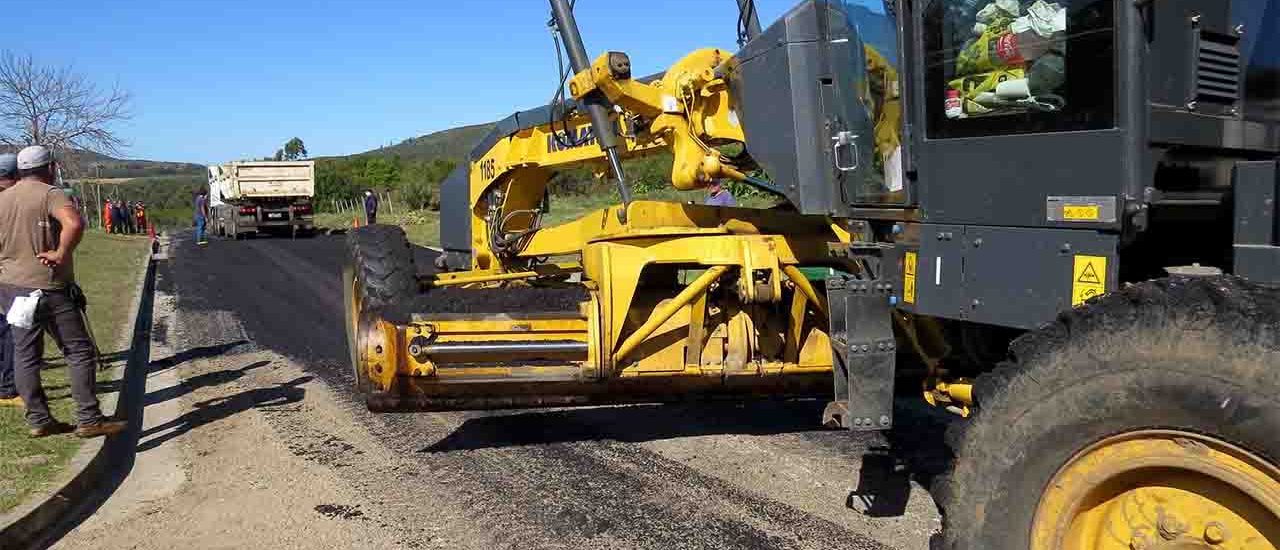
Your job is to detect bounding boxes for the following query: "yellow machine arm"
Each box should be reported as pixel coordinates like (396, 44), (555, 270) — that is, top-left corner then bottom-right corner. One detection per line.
(466, 47), (753, 272)
(466, 45), (900, 273)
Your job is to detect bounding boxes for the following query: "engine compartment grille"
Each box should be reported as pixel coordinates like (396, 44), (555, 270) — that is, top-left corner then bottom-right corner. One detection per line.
(1195, 32), (1242, 104)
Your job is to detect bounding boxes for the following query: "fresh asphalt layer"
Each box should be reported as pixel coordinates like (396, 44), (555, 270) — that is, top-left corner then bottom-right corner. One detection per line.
(155, 231), (947, 549)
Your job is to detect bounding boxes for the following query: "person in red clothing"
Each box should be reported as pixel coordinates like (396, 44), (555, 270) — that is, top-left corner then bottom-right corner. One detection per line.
(102, 200), (114, 233)
(134, 202), (147, 234)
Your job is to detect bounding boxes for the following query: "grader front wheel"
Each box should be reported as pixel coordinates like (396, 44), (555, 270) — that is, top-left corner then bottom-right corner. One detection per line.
(343, 225), (418, 396)
(935, 277), (1280, 550)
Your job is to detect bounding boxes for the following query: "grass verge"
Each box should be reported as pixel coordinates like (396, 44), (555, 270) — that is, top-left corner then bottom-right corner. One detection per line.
(315, 188), (778, 248)
(0, 232), (151, 512)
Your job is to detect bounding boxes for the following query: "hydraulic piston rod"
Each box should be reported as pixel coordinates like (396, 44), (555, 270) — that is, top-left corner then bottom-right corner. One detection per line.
(549, 0), (634, 222)
(420, 341), (588, 357)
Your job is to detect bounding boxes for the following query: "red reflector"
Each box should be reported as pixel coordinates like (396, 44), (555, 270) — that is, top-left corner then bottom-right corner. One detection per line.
(238, 207), (256, 215)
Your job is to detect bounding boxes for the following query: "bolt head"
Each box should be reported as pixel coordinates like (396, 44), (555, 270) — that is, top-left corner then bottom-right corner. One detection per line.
(1204, 522), (1228, 545)
(879, 415), (891, 426)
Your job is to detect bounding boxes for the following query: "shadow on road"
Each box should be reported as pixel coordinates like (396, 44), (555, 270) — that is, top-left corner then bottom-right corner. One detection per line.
(420, 399), (832, 453)
(136, 372), (311, 453)
(847, 400), (954, 518)
(146, 340), (251, 373)
(143, 360), (272, 406)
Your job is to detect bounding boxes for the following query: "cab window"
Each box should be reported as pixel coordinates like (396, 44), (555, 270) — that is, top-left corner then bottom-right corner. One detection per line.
(923, 0), (1116, 138)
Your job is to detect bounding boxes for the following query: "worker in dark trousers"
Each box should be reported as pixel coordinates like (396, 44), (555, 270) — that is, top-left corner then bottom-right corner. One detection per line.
(0, 154), (18, 407)
(364, 189), (378, 225)
(0, 146), (125, 438)
(110, 201), (125, 234)
(194, 191), (209, 245)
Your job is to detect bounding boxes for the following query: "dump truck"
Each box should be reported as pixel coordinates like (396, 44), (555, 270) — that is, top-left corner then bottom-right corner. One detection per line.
(208, 161), (315, 239)
(345, 0), (1280, 547)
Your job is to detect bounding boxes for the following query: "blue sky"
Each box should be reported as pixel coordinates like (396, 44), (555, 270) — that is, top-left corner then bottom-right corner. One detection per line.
(9, 1), (884, 164)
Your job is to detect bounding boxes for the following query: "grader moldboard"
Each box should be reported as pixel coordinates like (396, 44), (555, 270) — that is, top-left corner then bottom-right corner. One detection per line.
(344, 0), (1280, 547)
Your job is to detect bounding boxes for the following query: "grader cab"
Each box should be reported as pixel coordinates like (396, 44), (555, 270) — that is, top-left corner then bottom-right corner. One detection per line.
(345, 0), (1280, 547)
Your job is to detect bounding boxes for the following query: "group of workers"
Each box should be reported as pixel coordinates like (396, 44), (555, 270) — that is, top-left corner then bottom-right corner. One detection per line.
(0, 148), (126, 439)
(103, 199), (148, 234)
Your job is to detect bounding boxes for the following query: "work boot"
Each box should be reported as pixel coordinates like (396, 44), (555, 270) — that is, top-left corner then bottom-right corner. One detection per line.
(75, 419), (127, 439)
(0, 395), (24, 407)
(30, 421), (75, 438)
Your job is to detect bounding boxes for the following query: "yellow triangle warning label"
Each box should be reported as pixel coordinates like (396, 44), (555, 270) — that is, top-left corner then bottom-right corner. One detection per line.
(1072, 255), (1108, 307)
(1077, 262), (1102, 284)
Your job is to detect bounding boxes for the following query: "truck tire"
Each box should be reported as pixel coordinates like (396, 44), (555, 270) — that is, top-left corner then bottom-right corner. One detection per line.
(934, 276), (1280, 550)
(344, 225), (417, 394)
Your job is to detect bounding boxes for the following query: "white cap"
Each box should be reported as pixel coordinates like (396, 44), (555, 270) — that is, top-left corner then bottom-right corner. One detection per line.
(16, 145), (52, 170)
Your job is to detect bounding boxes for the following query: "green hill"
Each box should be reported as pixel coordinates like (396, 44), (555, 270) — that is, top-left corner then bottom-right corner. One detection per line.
(0, 146), (205, 179)
(344, 122), (494, 163)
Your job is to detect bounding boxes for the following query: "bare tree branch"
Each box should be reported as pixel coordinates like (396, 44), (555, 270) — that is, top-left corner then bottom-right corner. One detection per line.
(0, 51), (133, 175)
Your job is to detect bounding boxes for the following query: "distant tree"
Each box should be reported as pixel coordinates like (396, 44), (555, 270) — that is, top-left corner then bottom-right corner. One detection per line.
(0, 51), (132, 172)
(282, 137), (308, 160)
(273, 149), (284, 161)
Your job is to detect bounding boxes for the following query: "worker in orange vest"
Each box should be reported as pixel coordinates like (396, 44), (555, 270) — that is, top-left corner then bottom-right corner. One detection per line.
(134, 202), (148, 234)
(103, 200), (113, 233)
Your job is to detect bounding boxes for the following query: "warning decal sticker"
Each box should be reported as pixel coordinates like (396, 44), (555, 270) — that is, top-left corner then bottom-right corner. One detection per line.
(1072, 255), (1107, 307)
(904, 251), (917, 305)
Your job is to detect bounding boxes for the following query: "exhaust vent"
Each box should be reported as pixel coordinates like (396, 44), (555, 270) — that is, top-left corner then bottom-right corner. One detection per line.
(1194, 32), (1241, 104)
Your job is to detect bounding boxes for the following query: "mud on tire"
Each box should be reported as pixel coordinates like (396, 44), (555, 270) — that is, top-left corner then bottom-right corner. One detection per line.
(933, 276), (1280, 549)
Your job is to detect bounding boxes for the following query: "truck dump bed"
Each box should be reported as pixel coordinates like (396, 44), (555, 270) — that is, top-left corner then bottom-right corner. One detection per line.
(212, 161), (315, 202)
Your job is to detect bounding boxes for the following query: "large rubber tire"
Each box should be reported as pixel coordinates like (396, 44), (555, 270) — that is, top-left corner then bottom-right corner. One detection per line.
(934, 276), (1280, 549)
(344, 225), (417, 395)
(344, 225), (417, 313)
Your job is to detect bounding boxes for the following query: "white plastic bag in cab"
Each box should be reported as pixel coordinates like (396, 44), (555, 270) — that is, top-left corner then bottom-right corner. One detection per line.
(6, 290), (42, 329)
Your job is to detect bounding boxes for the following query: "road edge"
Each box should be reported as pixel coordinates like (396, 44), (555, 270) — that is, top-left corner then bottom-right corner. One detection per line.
(0, 237), (159, 550)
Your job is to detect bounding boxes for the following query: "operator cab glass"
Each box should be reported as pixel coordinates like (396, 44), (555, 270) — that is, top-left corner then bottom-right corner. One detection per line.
(842, 0), (908, 205)
(1236, 0), (1280, 123)
(923, 0), (1116, 138)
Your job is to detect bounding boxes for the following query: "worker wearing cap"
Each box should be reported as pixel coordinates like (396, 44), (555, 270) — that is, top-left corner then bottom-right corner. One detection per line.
(0, 153), (18, 407)
(0, 146), (125, 438)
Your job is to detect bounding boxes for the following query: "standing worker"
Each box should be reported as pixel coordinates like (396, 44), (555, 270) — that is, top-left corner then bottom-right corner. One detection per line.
(135, 202), (147, 235)
(703, 180), (737, 207)
(102, 199), (114, 234)
(0, 146), (125, 437)
(194, 190), (209, 245)
(0, 154), (19, 407)
(110, 200), (124, 234)
(364, 189), (378, 225)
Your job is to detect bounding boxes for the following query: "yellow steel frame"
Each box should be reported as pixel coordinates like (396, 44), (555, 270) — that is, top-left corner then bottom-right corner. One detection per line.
(358, 42), (898, 402)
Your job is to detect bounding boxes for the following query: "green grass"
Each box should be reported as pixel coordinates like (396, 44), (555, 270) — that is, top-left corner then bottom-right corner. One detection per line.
(315, 188), (777, 249)
(0, 232), (151, 512)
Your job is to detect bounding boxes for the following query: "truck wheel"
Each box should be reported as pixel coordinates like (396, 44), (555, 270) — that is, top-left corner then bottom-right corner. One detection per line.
(344, 225), (417, 394)
(934, 276), (1280, 550)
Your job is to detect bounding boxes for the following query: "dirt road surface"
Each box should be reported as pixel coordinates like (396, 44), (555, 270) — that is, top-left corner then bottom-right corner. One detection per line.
(55, 234), (946, 550)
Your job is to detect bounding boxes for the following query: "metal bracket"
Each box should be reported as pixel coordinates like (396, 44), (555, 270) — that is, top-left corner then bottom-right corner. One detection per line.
(823, 275), (896, 431)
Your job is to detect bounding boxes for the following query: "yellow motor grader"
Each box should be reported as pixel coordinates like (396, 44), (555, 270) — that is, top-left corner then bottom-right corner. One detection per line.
(344, 0), (1280, 547)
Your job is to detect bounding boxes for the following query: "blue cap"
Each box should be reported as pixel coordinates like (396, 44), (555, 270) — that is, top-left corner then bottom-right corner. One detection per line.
(0, 153), (16, 178)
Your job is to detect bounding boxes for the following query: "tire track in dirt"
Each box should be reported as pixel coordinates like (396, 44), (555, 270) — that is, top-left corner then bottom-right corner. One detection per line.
(163, 232), (939, 549)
